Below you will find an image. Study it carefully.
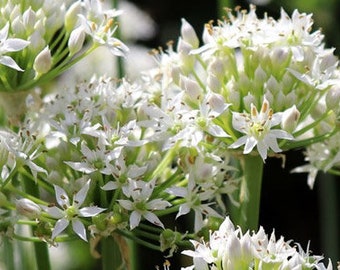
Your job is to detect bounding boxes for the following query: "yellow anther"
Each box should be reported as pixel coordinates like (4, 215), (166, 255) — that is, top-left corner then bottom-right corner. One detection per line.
(104, 18), (114, 33)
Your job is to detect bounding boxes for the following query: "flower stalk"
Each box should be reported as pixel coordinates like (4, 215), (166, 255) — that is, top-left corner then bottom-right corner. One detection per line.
(231, 154), (264, 232)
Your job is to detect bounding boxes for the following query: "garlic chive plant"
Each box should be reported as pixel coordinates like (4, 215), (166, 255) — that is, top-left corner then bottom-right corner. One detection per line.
(0, 2), (339, 270)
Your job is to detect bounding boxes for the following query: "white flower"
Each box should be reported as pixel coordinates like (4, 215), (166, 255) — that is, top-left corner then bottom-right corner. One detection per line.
(229, 97), (294, 161)
(118, 179), (171, 230)
(182, 216), (331, 270)
(166, 178), (221, 232)
(0, 23), (30, 71)
(42, 180), (105, 241)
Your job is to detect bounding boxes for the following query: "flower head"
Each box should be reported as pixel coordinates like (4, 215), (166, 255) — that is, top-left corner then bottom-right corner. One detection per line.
(42, 180), (105, 241)
(229, 98), (294, 160)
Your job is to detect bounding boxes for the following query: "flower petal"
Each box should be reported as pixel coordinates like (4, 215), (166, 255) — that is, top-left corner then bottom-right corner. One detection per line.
(54, 185), (70, 208)
(74, 180), (91, 206)
(79, 206), (106, 217)
(0, 56), (24, 71)
(52, 218), (69, 239)
(72, 219), (87, 241)
(129, 211), (141, 230)
(143, 211), (165, 228)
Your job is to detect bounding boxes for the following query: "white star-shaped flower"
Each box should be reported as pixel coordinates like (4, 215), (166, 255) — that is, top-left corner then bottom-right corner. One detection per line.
(229, 97), (294, 161)
(0, 23), (30, 71)
(42, 180), (105, 241)
(118, 179), (171, 230)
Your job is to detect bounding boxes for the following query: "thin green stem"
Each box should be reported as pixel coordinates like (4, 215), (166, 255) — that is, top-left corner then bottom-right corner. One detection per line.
(101, 236), (126, 270)
(318, 173), (339, 264)
(22, 177), (51, 270)
(117, 230), (161, 251)
(3, 237), (15, 270)
(218, 0), (233, 18)
(231, 154), (264, 231)
(112, 0), (125, 78)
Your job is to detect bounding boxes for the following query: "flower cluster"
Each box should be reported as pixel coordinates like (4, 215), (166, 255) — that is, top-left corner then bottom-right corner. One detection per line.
(142, 5), (339, 163)
(0, 4), (339, 269)
(0, 0), (127, 124)
(182, 216), (333, 270)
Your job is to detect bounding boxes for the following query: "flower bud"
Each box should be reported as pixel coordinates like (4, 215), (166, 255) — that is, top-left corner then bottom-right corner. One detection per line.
(16, 198), (41, 219)
(180, 18), (199, 48)
(0, 138), (9, 169)
(11, 17), (25, 37)
(281, 105), (300, 133)
(243, 93), (256, 111)
(33, 46), (52, 76)
(68, 27), (86, 56)
(208, 57), (225, 80)
(23, 7), (36, 34)
(207, 74), (221, 92)
(65, 1), (82, 33)
(326, 85), (340, 110)
(180, 75), (202, 102)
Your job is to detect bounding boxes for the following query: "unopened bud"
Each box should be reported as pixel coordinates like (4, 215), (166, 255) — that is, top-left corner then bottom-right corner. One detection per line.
(33, 46), (52, 76)
(243, 93), (256, 111)
(180, 75), (202, 102)
(208, 57), (225, 79)
(281, 105), (300, 133)
(207, 74), (221, 92)
(0, 138), (9, 168)
(326, 84), (340, 110)
(180, 18), (199, 48)
(16, 198), (41, 219)
(65, 1), (82, 33)
(68, 27), (86, 56)
(23, 7), (36, 34)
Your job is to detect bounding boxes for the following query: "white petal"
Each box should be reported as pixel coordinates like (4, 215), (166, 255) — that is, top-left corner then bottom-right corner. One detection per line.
(43, 206), (64, 219)
(265, 135), (282, 153)
(147, 199), (171, 210)
(54, 185), (70, 208)
(129, 211), (141, 230)
(0, 56), (24, 71)
(270, 129), (294, 140)
(79, 206), (106, 217)
(0, 23), (9, 40)
(72, 219), (87, 241)
(176, 204), (191, 218)
(64, 161), (95, 174)
(52, 218), (69, 239)
(118, 200), (134, 211)
(74, 180), (91, 206)
(207, 124), (230, 137)
(143, 212), (164, 228)
(229, 136), (248, 149)
(166, 186), (187, 198)
(101, 181), (118, 190)
(256, 141), (268, 161)
(4, 38), (30, 51)
(244, 137), (257, 154)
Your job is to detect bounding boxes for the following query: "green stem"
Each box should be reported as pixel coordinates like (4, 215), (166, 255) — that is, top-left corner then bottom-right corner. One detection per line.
(231, 154), (264, 231)
(112, 0), (125, 78)
(218, 0), (233, 18)
(3, 238), (14, 270)
(318, 173), (339, 265)
(22, 177), (51, 270)
(101, 236), (127, 270)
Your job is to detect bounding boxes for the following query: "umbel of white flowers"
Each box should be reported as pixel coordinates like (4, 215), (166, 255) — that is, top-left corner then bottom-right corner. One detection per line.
(181, 216), (334, 270)
(0, 0), (128, 91)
